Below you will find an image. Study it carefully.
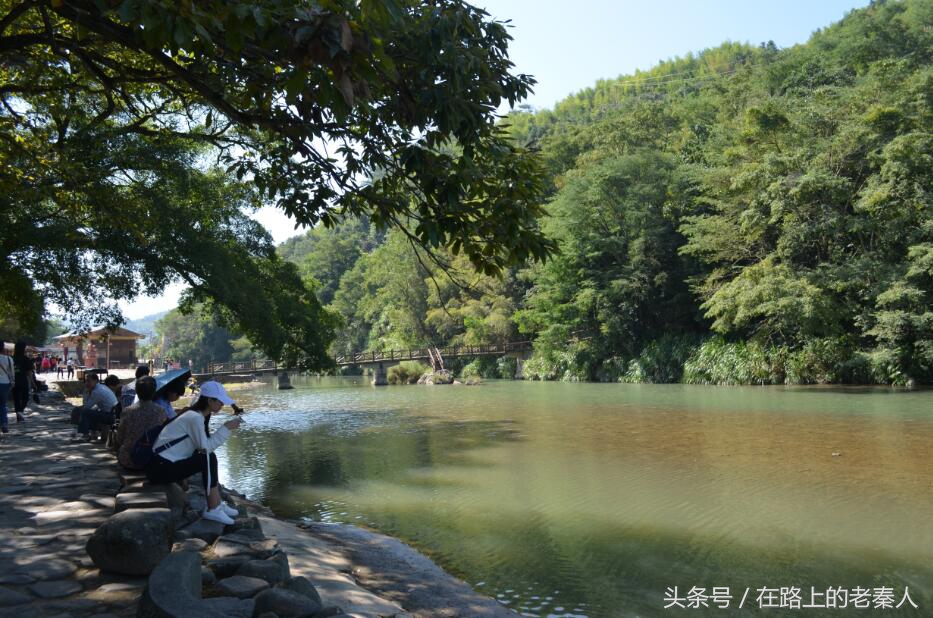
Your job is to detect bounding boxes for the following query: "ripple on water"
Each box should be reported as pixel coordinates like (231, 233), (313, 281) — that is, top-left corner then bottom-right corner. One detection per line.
(219, 378), (933, 618)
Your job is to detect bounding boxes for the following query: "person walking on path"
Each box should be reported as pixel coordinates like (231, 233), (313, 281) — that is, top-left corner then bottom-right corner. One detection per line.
(66, 357), (75, 379)
(12, 341), (32, 423)
(146, 381), (242, 525)
(0, 341), (14, 434)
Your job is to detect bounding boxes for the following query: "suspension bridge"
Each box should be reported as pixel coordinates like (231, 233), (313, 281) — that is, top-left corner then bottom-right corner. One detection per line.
(200, 340), (534, 385)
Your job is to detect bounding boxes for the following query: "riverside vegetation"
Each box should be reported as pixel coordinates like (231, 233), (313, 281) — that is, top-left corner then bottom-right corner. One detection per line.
(0, 0), (553, 369)
(154, 1), (932, 386)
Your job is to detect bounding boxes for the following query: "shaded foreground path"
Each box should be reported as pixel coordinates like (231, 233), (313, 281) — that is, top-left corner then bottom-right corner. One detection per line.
(0, 391), (517, 618)
(0, 392), (140, 617)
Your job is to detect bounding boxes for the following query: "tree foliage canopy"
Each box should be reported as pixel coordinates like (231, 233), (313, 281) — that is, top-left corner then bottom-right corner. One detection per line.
(510, 0), (933, 384)
(278, 0), (933, 384)
(1, 0), (553, 366)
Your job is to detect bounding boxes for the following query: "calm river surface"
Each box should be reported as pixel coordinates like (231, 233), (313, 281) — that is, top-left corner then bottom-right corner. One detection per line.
(214, 378), (932, 617)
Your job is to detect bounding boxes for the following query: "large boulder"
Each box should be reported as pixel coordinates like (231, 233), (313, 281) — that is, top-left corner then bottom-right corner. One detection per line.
(207, 555), (251, 579)
(175, 517), (226, 544)
(215, 575), (270, 599)
(138, 550), (199, 617)
(172, 538), (208, 553)
(279, 576), (322, 606)
(0, 586), (32, 607)
(229, 516), (263, 536)
(237, 552), (289, 586)
(139, 551), (254, 618)
(251, 588), (323, 617)
(417, 370), (453, 385)
(85, 508), (174, 575)
(212, 535), (278, 560)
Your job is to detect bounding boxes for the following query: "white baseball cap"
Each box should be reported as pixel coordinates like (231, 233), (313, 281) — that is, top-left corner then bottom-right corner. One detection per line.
(197, 381), (235, 406)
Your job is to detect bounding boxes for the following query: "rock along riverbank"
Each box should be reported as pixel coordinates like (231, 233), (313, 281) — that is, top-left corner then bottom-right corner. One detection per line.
(0, 390), (514, 617)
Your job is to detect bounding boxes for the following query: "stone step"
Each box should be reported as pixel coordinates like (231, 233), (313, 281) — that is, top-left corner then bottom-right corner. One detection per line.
(118, 468), (147, 487)
(114, 492), (169, 513)
(116, 483), (188, 514)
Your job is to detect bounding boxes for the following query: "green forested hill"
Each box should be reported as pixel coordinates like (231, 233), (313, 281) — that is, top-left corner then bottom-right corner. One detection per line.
(280, 0), (933, 385)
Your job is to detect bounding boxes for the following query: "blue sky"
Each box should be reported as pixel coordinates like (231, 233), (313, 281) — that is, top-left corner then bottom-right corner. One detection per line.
(119, 0), (869, 320)
(478, 0), (870, 110)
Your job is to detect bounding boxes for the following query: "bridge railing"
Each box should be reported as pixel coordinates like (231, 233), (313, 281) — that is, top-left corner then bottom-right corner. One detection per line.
(206, 341), (535, 372)
(333, 341), (532, 366)
(206, 358), (277, 374)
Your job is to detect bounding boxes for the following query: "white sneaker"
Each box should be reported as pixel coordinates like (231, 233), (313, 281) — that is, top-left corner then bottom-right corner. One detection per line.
(220, 503), (239, 518)
(202, 505), (235, 525)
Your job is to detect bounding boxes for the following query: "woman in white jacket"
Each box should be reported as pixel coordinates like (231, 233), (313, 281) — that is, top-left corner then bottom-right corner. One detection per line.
(146, 381), (242, 525)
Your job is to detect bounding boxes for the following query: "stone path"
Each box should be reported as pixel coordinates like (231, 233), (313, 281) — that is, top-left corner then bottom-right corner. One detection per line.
(0, 390), (515, 618)
(0, 392), (143, 617)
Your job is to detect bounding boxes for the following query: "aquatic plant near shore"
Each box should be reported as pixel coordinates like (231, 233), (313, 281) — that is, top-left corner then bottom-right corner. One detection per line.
(387, 361), (430, 385)
(521, 334), (909, 385)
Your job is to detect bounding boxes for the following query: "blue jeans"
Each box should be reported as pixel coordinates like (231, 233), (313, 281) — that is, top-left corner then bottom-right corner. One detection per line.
(76, 407), (115, 435)
(0, 383), (9, 430)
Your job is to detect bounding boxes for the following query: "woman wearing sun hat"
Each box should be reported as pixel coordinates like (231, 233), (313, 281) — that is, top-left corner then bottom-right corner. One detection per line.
(145, 380), (243, 525)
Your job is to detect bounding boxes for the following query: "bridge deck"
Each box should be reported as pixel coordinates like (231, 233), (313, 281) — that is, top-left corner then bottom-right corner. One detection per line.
(333, 342), (531, 366)
(204, 341), (532, 375)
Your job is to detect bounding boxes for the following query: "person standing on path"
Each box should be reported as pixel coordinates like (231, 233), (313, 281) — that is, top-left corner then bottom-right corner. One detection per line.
(0, 341), (14, 434)
(12, 341), (32, 423)
(66, 357), (75, 379)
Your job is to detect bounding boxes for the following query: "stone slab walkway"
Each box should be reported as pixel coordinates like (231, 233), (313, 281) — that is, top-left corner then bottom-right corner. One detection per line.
(0, 392), (143, 617)
(1, 391), (515, 618)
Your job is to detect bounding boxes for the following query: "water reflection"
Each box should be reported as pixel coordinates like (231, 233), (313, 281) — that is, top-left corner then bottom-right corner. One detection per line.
(215, 378), (933, 617)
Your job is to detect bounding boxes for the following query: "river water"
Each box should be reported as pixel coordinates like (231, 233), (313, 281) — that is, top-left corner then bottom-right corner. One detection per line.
(214, 377), (932, 617)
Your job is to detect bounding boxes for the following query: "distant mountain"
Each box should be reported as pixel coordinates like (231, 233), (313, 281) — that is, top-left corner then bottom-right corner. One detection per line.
(125, 310), (170, 342)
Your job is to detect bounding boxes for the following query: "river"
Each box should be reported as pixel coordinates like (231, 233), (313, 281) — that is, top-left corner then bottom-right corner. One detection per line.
(213, 377), (932, 617)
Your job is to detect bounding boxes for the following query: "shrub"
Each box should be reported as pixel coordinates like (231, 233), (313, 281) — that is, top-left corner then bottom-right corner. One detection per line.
(387, 361), (430, 385)
(683, 337), (774, 385)
(521, 341), (597, 381)
(836, 352), (875, 384)
(619, 334), (700, 383)
(522, 353), (560, 380)
(496, 356), (518, 379)
(442, 356), (469, 376)
(596, 356), (627, 382)
(783, 337), (859, 384)
(461, 356), (500, 379)
(865, 348), (909, 385)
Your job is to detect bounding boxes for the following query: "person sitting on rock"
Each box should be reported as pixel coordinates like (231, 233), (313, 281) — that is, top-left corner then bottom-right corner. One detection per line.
(145, 381), (242, 525)
(115, 376), (166, 470)
(120, 364), (150, 410)
(72, 372), (118, 441)
(153, 377), (186, 420)
(103, 374), (123, 417)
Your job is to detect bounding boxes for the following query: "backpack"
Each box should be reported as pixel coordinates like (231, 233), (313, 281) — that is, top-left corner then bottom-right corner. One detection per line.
(131, 424), (189, 469)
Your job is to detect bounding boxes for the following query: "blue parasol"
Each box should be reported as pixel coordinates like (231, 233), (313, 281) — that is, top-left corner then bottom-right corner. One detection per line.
(153, 368), (191, 395)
